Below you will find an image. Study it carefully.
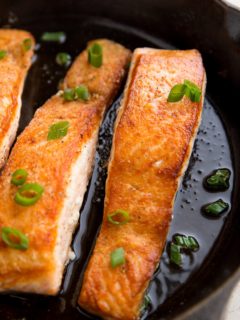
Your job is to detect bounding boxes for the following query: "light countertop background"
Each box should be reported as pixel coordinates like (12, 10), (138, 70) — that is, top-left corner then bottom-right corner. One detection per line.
(222, 281), (240, 319)
(223, 0), (240, 9)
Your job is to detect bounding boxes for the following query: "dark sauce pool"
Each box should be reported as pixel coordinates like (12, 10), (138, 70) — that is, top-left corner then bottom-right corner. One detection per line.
(0, 14), (234, 320)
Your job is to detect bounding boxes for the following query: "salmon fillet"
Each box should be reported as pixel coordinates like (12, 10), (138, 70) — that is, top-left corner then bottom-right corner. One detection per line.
(0, 29), (35, 168)
(0, 39), (131, 294)
(79, 48), (206, 319)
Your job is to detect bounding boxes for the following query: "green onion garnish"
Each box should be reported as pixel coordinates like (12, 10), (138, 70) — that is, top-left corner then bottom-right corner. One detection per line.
(63, 88), (76, 101)
(110, 247), (125, 268)
(1, 227), (29, 250)
(47, 121), (69, 140)
(204, 168), (231, 191)
(62, 86), (90, 102)
(140, 295), (151, 314)
(14, 183), (44, 206)
(0, 50), (7, 60)
(88, 43), (103, 68)
(75, 85), (90, 101)
(107, 209), (130, 225)
(169, 234), (200, 266)
(56, 52), (71, 67)
(11, 169), (28, 186)
(167, 79), (201, 103)
(41, 32), (66, 43)
(170, 243), (182, 266)
(167, 84), (186, 102)
(202, 199), (229, 217)
(22, 38), (32, 51)
(184, 80), (201, 102)
(173, 234), (199, 251)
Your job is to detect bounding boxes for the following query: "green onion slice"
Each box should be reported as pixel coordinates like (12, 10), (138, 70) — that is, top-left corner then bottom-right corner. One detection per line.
(107, 209), (130, 225)
(75, 85), (90, 101)
(167, 79), (201, 103)
(41, 32), (66, 43)
(169, 234), (200, 266)
(173, 234), (199, 251)
(88, 43), (103, 68)
(202, 199), (229, 217)
(1, 227), (29, 250)
(62, 86), (90, 102)
(110, 247), (125, 268)
(11, 169), (28, 186)
(63, 88), (75, 101)
(184, 80), (201, 102)
(56, 52), (71, 67)
(47, 121), (69, 140)
(170, 243), (182, 266)
(204, 168), (231, 191)
(0, 50), (7, 60)
(14, 183), (44, 206)
(22, 38), (32, 51)
(140, 295), (151, 314)
(167, 84), (186, 102)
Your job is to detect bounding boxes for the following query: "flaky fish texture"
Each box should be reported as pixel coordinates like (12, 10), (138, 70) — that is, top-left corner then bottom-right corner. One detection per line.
(79, 48), (206, 319)
(0, 39), (131, 294)
(0, 29), (35, 168)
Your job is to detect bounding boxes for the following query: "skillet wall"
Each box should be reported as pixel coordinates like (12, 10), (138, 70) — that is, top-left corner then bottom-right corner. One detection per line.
(1, 0), (240, 319)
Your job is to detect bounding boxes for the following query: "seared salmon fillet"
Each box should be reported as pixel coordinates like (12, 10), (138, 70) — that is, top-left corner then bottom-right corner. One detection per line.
(0, 29), (34, 168)
(0, 39), (131, 294)
(79, 48), (206, 319)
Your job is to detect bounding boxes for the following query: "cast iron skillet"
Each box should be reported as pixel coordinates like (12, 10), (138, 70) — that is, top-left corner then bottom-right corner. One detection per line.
(0, 0), (240, 319)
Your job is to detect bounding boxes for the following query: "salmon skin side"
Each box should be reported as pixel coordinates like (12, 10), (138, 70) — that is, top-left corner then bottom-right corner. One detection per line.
(0, 39), (131, 294)
(0, 29), (35, 168)
(79, 48), (206, 319)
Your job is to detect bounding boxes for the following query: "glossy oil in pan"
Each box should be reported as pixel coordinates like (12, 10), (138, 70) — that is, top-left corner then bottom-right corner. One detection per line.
(0, 1), (240, 319)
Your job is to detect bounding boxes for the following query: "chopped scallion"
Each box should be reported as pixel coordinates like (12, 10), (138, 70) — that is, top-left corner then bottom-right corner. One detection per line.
(169, 234), (200, 266)
(167, 84), (186, 102)
(110, 247), (125, 268)
(167, 79), (201, 103)
(202, 199), (229, 217)
(22, 38), (32, 51)
(62, 86), (90, 102)
(173, 234), (199, 251)
(47, 121), (69, 140)
(14, 183), (44, 206)
(11, 169), (28, 186)
(204, 168), (231, 191)
(170, 243), (182, 266)
(0, 50), (7, 59)
(107, 209), (130, 225)
(88, 43), (103, 68)
(41, 32), (66, 43)
(1, 227), (29, 250)
(75, 85), (90, 101)
(184, 80), (201, 102)
(56, 52), (71, 67)
(140, 295), (151, 314)
(63, 88), (76, 101)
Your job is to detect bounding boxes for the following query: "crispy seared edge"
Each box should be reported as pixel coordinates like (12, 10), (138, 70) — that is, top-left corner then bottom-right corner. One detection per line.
(79, 48), (206, 319)
(0, 29), (35, 168)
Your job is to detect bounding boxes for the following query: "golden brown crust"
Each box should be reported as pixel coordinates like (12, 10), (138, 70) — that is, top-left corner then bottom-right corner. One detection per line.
(0, 29), (35, 167)
(0, 39), (131, 294)
(79, 48), (206, 319)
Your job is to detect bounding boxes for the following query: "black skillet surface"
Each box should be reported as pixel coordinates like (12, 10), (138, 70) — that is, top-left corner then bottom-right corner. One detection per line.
(0, 0), (240, 319)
